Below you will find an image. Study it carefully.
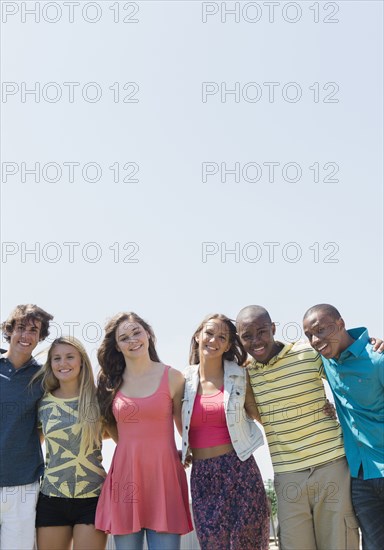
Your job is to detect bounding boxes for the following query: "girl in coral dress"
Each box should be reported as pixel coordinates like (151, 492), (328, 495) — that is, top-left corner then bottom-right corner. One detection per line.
(95, 312), (193, 550)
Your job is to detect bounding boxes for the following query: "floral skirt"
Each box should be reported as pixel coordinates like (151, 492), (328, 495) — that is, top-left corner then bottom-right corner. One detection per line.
(191, 450), (270, 550)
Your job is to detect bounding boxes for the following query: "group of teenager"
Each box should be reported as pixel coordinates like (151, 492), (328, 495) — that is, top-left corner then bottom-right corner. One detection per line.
(0, 303), (383, 550)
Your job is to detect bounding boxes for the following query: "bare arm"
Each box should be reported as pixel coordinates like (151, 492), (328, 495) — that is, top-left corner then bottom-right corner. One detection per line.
(102, 422), (118, 444)
(38, 426), (45, 444)
(244, 370), (262, 423)
(168, 367), (185, 437)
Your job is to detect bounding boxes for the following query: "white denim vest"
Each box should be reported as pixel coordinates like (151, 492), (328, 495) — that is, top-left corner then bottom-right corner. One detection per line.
(181, 360), (264, 464)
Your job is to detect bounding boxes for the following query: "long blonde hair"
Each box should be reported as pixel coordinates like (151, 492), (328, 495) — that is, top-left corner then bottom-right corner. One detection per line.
(37, 336), (102, 452)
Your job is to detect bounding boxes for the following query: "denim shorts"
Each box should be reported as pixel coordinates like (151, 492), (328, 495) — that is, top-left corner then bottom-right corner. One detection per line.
(35, 493), (99, 527)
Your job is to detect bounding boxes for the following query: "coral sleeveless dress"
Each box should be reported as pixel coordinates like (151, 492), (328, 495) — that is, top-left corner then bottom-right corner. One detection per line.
(95, 366), (193, 535)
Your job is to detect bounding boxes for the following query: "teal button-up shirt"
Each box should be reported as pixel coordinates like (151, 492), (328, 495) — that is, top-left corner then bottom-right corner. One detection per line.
(321, 328), (384, 480)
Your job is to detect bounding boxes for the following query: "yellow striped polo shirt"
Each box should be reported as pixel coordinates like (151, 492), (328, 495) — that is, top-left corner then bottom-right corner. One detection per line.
(248, 341), (345, 473)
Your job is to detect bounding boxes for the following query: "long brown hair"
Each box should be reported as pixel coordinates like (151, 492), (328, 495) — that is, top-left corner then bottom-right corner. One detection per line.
(189, 313), (247, 366)
(97, 312), (160, 425)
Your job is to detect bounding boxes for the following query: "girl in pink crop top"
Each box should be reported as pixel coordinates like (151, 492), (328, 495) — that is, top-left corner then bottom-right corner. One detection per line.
(95, 312), (192, 550)
(185, 313), (269, 550)
(189, 387), (231, 448)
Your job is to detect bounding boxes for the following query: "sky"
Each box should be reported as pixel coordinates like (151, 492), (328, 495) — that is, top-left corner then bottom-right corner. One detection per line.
(1, 0), (383, 480)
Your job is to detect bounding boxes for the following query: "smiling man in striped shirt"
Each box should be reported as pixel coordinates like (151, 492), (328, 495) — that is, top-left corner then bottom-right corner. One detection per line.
(236, 304), (359, 550)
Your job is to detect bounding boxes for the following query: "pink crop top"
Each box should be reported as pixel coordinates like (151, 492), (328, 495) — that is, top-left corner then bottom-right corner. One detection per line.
(189, 387), (231, 448)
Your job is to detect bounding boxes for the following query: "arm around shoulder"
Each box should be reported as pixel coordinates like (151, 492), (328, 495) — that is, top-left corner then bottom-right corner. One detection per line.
(103, 422), (118, 443)
(38, 426), (45, 444)
(244, 370), (262, 423)
(168, 367), (185, 437)
(370, 337), (384, 353)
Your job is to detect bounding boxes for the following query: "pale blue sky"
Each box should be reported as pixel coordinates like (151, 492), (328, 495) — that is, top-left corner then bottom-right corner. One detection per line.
(1, 0), (383, 479)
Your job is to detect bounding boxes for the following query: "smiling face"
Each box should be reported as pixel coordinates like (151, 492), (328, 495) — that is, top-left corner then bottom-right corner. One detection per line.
(196, 319), (231, 361)
(8, 319), (42, 359)
(237, 316), (277, 364)
(303, 311), (346, 359)
(50, 343), (82, 385)
(115, 320), (150, 360)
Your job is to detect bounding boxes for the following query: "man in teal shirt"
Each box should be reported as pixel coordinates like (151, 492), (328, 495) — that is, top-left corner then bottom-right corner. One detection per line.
(303, 304), (384, 550)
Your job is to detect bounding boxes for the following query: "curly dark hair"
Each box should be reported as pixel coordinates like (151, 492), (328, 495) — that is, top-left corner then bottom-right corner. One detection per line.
(189, 313), (247, 366)
(97, 312), (160, 425)
(1, 304), (53, 343)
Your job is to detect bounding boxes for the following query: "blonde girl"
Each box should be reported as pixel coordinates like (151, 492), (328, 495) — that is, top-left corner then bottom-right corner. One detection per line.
(35, 336), (107, 550)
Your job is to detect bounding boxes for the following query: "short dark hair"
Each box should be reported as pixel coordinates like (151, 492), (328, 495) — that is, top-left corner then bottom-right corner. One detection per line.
(1, 304), (53, 343)
(236, 305), (272, 327)
(303, 303), (341, 322)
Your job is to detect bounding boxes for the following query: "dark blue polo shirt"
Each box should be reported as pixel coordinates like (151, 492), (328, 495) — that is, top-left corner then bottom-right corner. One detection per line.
(0, 353), (44, 486)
